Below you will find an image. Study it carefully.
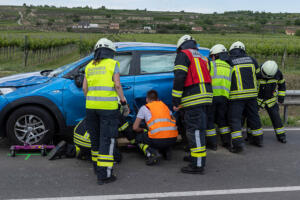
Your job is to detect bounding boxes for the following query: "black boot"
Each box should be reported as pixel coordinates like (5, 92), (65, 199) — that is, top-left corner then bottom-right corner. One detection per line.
(183, 155), (192, 162)
(181, 164), (204, 174)
(93, 162), (98, 175)
(48, 141), (67, 160)
(97, 175), (117, 185)
(277, 134), (287, 143)
(161, 147), (172, 160)
(145, 150), (161, 166)
(230, 140), (244, 153)
(251, 135), (263, 147)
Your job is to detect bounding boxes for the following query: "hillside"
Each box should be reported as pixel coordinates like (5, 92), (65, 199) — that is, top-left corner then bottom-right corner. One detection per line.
(1, 5), (300, 34)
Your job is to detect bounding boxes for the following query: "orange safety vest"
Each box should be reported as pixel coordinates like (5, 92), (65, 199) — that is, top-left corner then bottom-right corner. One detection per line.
(146, 101), (178, 139)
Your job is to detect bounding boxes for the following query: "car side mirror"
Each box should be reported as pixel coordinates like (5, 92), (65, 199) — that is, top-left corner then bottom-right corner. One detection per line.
(74, 74), (84, 88)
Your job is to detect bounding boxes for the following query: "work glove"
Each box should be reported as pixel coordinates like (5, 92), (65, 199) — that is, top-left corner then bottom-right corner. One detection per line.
(120, 104), (130, 117)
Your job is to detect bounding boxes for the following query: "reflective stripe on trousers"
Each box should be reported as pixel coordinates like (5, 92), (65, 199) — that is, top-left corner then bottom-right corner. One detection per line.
(219, 127), (230, 134)
(231, 131), (242, 139)
(251, 128), (263, 136)
(206, 129), (216, 136)
(275, 127), (285, 135)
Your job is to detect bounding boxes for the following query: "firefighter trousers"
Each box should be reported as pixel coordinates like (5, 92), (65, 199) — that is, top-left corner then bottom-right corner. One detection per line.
(136, 133), (177, 158)
(86, 109), (119, 179)
(206, 98), (231, 148)
(184, 106), (207, 168)
(264, 103), (286, 138)
(228, 99), (263, 147)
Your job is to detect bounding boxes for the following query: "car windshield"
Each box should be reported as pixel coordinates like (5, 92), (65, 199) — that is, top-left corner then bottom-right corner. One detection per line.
(48, 57), (91, 77)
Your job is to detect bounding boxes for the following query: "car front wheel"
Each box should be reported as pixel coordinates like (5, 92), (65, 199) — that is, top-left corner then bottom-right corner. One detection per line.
(6, 106), (55, 145)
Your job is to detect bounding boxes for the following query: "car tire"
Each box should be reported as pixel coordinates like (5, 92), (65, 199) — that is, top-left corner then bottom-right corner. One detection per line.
(6, 106), (55, 145)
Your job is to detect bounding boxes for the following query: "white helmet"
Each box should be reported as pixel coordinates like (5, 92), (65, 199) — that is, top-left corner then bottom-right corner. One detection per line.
(261, 60), (278, 78)
(229, 41), (245, 51)
(177, 35), (195, 48)
(94, 38), (116, 51)
(210, 44), (227, 55)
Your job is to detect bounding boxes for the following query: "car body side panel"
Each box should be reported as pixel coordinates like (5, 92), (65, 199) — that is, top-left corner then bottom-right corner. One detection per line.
(134, 73), (174, 110)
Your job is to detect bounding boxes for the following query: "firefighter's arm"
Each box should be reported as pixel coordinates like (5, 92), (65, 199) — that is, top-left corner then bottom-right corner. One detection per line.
(133, 117), (144, 133)
(277, 71), (286, 103)
(172, 52), (189, 108)
(82, 76), (88, 97)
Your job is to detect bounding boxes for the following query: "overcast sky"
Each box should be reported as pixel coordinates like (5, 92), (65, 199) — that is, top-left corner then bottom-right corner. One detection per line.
(0, 0), (300, 13)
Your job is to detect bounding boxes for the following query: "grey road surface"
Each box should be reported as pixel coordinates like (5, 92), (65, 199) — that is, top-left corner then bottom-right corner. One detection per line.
(0, 129), (299, 200)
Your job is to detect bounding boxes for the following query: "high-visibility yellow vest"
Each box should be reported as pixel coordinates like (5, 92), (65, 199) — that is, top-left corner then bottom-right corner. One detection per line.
(85, 58), (119, 110)
(210, 60), (232, 98)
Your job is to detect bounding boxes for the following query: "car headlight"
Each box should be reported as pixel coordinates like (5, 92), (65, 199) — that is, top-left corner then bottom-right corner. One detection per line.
(0, 88), (16, 95)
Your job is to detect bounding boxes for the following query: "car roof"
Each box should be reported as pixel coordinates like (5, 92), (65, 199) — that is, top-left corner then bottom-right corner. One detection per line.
(115, 42), (209, 52)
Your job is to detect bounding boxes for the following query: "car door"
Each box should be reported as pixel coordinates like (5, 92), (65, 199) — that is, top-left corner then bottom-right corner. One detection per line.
(133, 51), (176, 110)
(62, 52), (136, 126)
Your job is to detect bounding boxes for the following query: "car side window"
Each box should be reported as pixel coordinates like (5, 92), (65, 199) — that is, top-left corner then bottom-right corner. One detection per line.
(79, 54), (132, 76)
(140, 53), (176, 74)
(114, 53), (132, 76)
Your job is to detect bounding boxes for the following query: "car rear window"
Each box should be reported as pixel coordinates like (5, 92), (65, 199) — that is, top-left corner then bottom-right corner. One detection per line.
(140, 53), (176, 74)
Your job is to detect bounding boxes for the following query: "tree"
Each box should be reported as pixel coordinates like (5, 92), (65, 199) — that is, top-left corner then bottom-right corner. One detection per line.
(72, 15), (80, 23)
(295, 19), (300, 26)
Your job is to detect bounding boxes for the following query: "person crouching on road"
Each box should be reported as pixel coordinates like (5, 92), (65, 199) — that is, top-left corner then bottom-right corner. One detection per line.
(133, 90), (178, 165)
(206, 44), (232, 150)
(172, 35), (213, 174)
(256, 60), (287, 143)
(82, 38), (127, 185)
(48, 100), (132, 162)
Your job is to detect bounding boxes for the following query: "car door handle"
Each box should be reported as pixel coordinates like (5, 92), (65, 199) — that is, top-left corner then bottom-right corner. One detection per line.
(122, 85), (131, 89)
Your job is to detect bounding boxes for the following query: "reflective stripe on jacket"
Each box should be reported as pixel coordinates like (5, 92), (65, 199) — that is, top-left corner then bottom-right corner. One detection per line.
(85, 58), (119, 110)
(210, 59), (232, 98)
(146, 101), (178, 139)
(181, 49), (211, 87)
(229, 56), (258, 100)
(256, 69), (286, 108)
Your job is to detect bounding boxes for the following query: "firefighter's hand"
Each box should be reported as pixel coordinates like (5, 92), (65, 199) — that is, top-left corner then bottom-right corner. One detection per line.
(173, 106), (181, 111)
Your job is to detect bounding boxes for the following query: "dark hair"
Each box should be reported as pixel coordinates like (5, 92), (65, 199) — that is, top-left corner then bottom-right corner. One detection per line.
(147, 90), (158, 101)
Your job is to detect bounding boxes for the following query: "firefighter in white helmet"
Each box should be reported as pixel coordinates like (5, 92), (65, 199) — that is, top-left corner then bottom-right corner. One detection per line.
(205, 44), (232, 150)
(172, 35), (213, 174)
(82, 38), (126, 185)
(228, 41), (263, 153)
(256, 60), (287, 143)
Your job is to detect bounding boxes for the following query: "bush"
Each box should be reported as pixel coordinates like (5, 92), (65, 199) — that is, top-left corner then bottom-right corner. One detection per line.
(295, 19), (300, 26)
(296, 30), (300, 36)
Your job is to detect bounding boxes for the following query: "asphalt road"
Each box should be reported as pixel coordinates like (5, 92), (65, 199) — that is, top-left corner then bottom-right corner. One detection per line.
(0, 129), (300, 200)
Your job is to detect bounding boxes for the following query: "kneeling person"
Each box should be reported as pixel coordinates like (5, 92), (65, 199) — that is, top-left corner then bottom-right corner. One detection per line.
(48, 104), (132, 162)
(133, 90), (178, 165)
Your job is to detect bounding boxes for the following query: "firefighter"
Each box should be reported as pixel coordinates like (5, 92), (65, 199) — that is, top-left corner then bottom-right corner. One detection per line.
(228, 41), (263, 153)
(82, 38), (126, 185)
(172, 35), (213, 174)
(133, 90), (178, 165)
(257, 60), (287, 143)
(206, 44), (232, 150)
(48, 101), (133, 162)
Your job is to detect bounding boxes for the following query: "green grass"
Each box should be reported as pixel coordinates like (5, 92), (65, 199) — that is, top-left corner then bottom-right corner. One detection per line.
(0, 50), (80, 77)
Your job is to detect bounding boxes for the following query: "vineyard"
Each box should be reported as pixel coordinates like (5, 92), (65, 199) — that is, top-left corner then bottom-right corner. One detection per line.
(1, 32), (300, 73)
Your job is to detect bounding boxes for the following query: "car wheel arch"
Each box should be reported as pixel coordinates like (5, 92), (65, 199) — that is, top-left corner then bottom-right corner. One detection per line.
(0, 96), (66, 137)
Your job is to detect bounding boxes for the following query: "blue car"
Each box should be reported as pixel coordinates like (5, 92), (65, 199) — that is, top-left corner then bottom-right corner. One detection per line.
(0, 42), (209, 145)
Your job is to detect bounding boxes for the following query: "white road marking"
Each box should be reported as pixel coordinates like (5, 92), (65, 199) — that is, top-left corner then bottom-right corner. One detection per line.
(14, 186), (300, 200)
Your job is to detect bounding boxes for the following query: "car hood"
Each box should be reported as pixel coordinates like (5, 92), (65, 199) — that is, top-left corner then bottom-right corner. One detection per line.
(0, 72), (51, 87)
